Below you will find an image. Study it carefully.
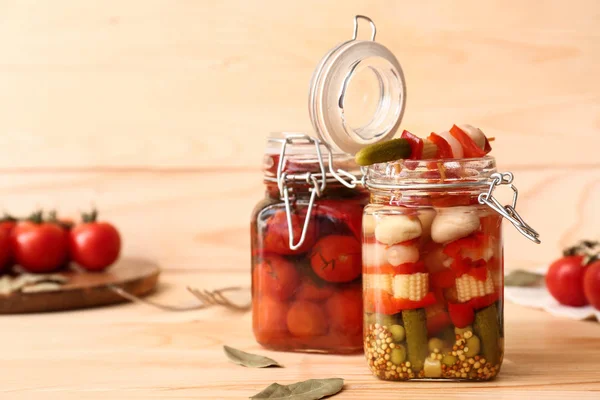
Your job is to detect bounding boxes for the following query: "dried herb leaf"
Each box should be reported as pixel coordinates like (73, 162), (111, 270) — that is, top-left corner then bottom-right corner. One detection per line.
(505, 270), (545, 287)
(250, 378), (344, 400)
(224, 345), (282, 368)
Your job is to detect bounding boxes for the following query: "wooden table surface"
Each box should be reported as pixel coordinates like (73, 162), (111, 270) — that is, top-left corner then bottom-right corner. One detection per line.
(2, 270), (599, 400)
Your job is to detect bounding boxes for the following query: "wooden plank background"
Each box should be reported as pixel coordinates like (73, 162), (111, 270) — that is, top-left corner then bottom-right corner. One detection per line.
(0, 0), (598, 272)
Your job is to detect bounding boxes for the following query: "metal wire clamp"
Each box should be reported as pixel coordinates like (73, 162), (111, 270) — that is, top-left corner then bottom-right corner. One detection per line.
(478, 172), (541, 244)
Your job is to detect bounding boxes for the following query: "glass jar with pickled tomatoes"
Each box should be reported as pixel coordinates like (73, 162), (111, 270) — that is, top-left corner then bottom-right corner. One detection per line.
(362, 158), (539, 381)
(251, 133), (366, 354)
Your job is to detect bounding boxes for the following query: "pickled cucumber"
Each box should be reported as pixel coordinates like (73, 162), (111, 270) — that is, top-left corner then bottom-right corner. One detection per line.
(401, 309), (428, 371)
(474, 304), (501, 365)
(355, 138), (411, 166)
(390, 344), (407, 365)
(389, 324), (406, 342)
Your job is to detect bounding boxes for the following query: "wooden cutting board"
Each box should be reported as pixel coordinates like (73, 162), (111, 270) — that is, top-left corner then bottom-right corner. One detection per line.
(0, 258), (160, 314)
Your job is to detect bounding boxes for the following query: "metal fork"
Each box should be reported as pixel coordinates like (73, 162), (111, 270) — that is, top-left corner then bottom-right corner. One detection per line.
(187, 286), (251, 312)
(108, 285), (251, 312)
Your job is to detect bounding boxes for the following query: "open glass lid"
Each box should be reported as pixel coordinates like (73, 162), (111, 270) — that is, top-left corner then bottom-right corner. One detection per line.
(308, 15), (407, 155)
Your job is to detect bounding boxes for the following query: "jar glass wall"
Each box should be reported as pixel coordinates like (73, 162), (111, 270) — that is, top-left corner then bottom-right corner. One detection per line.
(362, 157), (504, 380)
(251, 134), (366, 354)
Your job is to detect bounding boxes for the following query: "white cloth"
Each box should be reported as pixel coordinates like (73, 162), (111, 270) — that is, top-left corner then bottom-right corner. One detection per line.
(505, 266), (600, 322)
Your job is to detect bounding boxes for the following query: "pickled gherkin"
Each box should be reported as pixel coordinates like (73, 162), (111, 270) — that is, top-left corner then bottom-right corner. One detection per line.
(401, 309), (428, 371)
(474, 304), (501, 365)
(355, 138), (411, 166)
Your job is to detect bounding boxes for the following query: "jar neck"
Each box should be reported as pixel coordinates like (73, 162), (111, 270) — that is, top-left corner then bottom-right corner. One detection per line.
(265, 181), (367, 201)
(365, 156), (497, 208)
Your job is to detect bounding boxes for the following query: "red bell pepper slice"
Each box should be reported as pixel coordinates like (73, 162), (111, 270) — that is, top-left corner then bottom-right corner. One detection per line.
(449, 125), (488, 158)
(401, 130), (424, 160)
(427, 132), (453, 159)
(448, 301), (475, 328)
(430, 269), (456, 288)
(392, 261), (427, 275)
(364, 289), (438, 314)
(443, 232), (486, 260)
(468, 265), (489, 282)
(364, 289), (397, 315)
(469, 291), (500, 310)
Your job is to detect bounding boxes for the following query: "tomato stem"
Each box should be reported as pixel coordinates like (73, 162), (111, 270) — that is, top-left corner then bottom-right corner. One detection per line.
(27, 210), (44, 224)
(81, 208), (98, 224)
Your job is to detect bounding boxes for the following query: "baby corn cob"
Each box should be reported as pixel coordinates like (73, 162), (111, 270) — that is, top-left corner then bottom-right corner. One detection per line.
(455, 271), (495, 303)
(393, 273), (429, 301)
(363, 274), (393, 294)
(364, 272), (429, 301)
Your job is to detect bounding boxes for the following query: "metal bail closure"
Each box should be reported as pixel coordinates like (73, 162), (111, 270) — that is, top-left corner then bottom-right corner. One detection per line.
(270, 134), (360, 250)
(478, 172), (541, 244)
(308, 15), (407, 155)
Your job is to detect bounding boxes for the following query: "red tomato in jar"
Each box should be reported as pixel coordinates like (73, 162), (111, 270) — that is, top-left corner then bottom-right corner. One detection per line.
(253, 255), (300, 301)
(253, 295), (289, 344)
(326, 286), (363, 336)
(310, 235), (361, 283)
(12, 221), (69, 273)
(286, 300), (328, 337)
(546, 255), (588, 307)
(583, 261), (600, 310)
(70, 213), (121, 272)
(262, 210), (316, 255)
(295, 276), (335, 301)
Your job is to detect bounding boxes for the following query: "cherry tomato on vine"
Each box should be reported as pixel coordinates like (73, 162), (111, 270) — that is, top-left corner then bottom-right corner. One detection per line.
(309, 235), (361, 283)
(70, 210), (121, 272)
(546, 255), (588, 307)
(12, 217), (69, 273)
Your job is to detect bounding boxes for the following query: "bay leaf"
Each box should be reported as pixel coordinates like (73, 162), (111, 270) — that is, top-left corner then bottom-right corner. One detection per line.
(505, 269), (545, 287)
(250, 378), (344, 400)
(223, 345), (282, 368)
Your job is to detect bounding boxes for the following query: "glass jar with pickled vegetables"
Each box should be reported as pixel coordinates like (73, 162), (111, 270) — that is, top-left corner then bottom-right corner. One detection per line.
(362, 158), (540, 381)
(283, 15), (538, 378)
(251, 133), (366, 354)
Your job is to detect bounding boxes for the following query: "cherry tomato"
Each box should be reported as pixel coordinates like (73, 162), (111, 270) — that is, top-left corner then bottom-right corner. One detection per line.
(253, 295), (289, 344)
(310, 235), (361, 283)
(326, 286), (363, 336)
(295, 276), (335, 301)
(583, 261), (600, 310)
(262, 210), (316, 255)
(546, 255), (588, 307)
(286, 300), (328, 337)
(0, 219), (17, 237)
(253, 255), (299, 301)
(70, 212), (121, 272)
(0, 229), (11, 273)
(12, 221), (68, 273)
